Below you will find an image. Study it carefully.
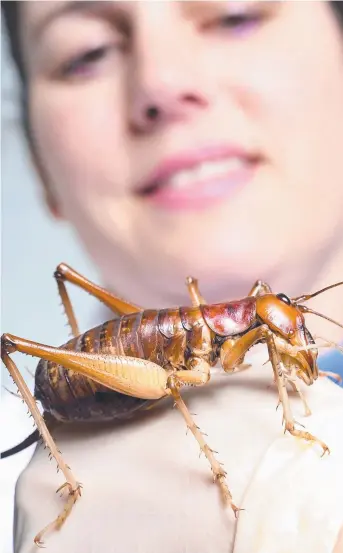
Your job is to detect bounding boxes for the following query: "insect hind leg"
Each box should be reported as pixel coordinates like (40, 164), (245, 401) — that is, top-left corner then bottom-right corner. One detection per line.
(54, 263), (144, 338)
(1, 334), (82, 547)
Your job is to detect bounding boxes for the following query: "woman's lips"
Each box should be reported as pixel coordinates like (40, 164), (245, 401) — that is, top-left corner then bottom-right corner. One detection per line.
(136, 144), (260, 211)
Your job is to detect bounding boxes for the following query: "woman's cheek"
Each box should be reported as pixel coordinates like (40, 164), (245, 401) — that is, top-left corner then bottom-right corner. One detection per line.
(31, 100), (111, 219)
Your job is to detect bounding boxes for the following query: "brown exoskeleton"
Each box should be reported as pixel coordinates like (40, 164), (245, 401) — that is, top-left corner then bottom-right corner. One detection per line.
(1, 263), (342, 547)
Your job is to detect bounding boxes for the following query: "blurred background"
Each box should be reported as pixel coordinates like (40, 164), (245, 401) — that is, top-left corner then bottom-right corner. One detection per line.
(1, 23), (102, 395)
(1, 23), (103, 553)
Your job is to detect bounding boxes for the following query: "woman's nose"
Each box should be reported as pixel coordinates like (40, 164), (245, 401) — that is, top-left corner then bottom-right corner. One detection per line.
(127, 42), (209, 133)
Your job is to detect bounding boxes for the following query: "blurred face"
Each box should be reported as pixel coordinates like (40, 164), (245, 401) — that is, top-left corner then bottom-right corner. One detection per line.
(20, 1), (343, 306)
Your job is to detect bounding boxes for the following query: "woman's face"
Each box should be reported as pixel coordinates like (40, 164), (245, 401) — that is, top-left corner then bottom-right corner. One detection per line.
(20, 1), (343, 306)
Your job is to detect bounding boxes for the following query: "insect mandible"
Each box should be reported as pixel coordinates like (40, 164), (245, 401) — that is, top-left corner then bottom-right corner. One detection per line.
(1, 263), (343, 547)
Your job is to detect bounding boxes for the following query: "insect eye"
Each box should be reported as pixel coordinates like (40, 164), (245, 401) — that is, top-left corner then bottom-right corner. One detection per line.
(276, 293), (291, 305)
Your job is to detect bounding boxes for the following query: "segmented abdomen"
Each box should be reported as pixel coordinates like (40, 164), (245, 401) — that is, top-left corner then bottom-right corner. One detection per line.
(34, 308), (203, 423)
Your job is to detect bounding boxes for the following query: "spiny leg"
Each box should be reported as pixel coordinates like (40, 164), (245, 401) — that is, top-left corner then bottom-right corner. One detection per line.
(220, 326), (329, 455)
(271, 367), (312, 417)
(3, 333), (239, 519)
(262, 334), (328, 453)
(284, 374), (312, 417)
(1, 337), (81, 547)
(1, 332), (173, 545)
(54, 263), (144, 337)
(260, 330), (327, 453)
(166, 361), (240, 516)
(2, 385), (22, 399)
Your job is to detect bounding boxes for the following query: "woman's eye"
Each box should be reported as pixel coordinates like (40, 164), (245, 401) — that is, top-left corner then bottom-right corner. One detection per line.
(220, 13), (257, 28)
(206, 11), (265, 35)
(60, 45), (113, 78)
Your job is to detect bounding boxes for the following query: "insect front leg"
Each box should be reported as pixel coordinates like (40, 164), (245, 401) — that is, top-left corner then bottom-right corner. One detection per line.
(283, 371), (312, 416)
(54, 263), (144, 337)
(1, 335), (82, 547)
(220, 327), (329, 455)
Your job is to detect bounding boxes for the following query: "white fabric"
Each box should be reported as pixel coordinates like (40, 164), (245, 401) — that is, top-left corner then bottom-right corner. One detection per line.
(1, 392), (37, 553)
(4, 346), (343, 553)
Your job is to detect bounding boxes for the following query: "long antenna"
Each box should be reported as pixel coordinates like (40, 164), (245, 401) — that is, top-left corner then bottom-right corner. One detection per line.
(298, 305), (343, 330)
(292, 281), (343, 303)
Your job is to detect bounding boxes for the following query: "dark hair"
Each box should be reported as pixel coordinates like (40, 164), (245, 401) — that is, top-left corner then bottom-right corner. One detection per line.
(2, 0), (343, 143)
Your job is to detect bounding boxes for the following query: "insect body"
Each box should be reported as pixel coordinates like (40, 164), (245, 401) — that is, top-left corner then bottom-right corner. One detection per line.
(1, 263), (342, 547)
(34, 298), (255, 423)
(34, 305), (209, 423)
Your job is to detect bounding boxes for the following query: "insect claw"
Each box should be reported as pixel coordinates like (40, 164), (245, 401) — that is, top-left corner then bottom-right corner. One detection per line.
(34, 538), (46, 549)
(233, 506), (245, 519)
(321, 446), (330, 458)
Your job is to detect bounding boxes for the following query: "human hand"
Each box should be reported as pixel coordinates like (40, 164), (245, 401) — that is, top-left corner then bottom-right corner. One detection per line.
(13, 349), (343, 553)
